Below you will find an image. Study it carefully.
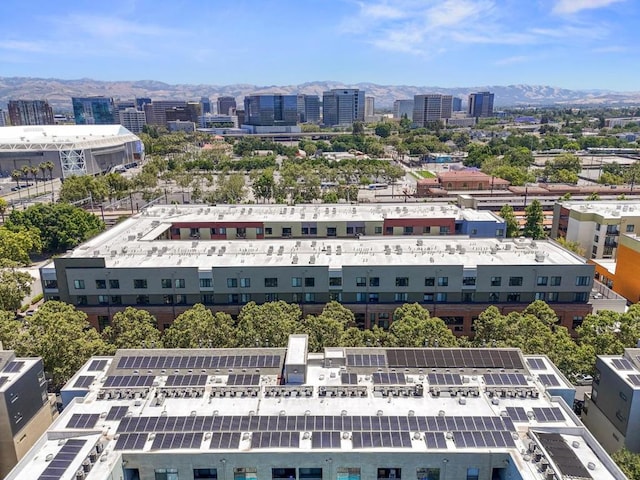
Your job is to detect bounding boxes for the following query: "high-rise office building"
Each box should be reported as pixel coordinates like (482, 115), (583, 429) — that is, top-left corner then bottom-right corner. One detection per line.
(365, 96), (375, 118)
(143, 101), (188, 126)
(468, 92), (495, 118)
(393, 99), (414, 120)
(7, 100), (54, 126)
(200, 96), (212, 115)
(243, 94), (298, 127)
(296, 94), (320, 123)
(217, 96), (236, 115)
(452, 97), (463, 112)
(71, 97), (116, 125)
(322, 89), (365, 126)
(135, 98), (151, 110)
(119, 108), (147, 134)
(412, 94), (453, 127)
(0, 109), (7, 126)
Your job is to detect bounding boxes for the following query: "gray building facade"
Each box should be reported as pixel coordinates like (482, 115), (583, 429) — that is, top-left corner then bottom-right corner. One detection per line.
(322, 89), (365, 126)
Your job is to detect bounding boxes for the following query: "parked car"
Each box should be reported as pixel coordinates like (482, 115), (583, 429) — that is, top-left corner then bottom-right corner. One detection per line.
(573, 374), (593, 386)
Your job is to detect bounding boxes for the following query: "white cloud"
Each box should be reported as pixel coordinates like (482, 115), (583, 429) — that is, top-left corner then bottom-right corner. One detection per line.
(552, 0), (626, 15)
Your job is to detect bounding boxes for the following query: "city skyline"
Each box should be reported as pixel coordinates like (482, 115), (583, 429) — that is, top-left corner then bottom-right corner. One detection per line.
(0, 0), (638, 91)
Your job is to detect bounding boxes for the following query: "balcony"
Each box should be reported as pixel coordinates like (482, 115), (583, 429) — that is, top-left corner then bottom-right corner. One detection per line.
(589, 279), (626, 313)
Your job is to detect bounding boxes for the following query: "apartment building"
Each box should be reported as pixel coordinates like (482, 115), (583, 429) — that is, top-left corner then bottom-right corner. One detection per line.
(7, 335), (627, 480)
(591, 233), (640, 303)
(0, 351), (57, 478)
(7, 99), (54, 126)
(39, 204), (604, 335)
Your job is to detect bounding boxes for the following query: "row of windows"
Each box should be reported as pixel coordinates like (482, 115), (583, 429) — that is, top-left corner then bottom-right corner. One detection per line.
(73, 278), (186, 290)
(175, 225), (466, 237)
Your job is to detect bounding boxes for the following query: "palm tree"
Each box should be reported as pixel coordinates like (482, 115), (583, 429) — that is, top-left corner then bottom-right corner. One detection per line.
(31, 166), (39, 195)
(10, 170), (22, 203)
(45, 161), (54, 181)
(0, 198), (7, 222)
(21, 166), (30, 188)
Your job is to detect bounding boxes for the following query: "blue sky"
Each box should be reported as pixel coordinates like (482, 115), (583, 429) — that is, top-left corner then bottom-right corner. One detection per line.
(0, 0), (637, 90)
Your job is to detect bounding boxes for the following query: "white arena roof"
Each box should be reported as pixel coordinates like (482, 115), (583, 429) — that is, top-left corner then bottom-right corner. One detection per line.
(0, 125), (140, 151)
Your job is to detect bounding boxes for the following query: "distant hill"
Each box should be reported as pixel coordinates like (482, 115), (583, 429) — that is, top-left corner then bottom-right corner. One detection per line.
(1, 77), (639, 111)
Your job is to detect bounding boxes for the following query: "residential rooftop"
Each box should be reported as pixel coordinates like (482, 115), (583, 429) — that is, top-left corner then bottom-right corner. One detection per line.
(559, 201), (640, 219)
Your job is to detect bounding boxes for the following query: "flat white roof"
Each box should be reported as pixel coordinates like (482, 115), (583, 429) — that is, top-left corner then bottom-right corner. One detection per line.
(562, 200), (640, 219)
(0, 125), (140, 151)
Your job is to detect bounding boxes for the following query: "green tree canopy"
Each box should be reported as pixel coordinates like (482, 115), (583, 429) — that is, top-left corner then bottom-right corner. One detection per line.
(102, 307), (162, 349)
(0, 268), (33, 312)
(499, 204), (519, 238)
(235, 301), (302, 347)
(523, 199), (545, 239)
(59, 175), (108, 203)
(0, 226), (42, 266)
(612, 448), (640, 479)
(163, 304), (236, 348)
(390, 303), (458, 347)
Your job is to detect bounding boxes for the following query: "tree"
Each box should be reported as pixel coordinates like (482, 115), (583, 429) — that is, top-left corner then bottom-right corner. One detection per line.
(0, 301), (111, 390)
(499, 204), (519, 238)
(577, 306), (640, 359)
(251, 170), (275, 203)
(0, 227), (42, 265)
(103, 173), (133, 202)
(235, 301), (301, 347)
(352, 121), (365, 136)
(6, 203), (104, 253)
(0, 198), (7, 222)
(59, 175), (108, 203)
(374, 123), (392, 138)
(215, 173), (246, 204)
(555, 237), (585, 256)
(163, 304), (236, 348)
(0, 268), (33, 311)
(11, 169), (22, 189)
(390, 303), (458, 347)
(523, 199), (545, 239)
(102, 307), (162, 349)
(612, 448), (640, 479)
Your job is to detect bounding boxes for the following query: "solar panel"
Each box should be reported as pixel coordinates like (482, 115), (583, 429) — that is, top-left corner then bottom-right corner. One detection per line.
(3, 361), (24, 373)
(526, 358), (547, 370)
(537, 432), (592, 479)
(103, 375), (154, 388)
(538, 374), (561, 387)
(114, 433), (148, 450)
(346, 354), (386, 367)
(0, 377), (7, 388)
(73, 375), (94, 389)
(151, 432), (203, 450)
(252, 431), (300, 448)
(66, 413), (100, 429)
(352, 431), (411, 448)
(427, 373), (463, 385)
(165, 374), (208, 387)
(209, 432), (241, 449)
(312, 431), (341, 449)
(505, 407), (528, 422)
(612, 358), (634, 371)
(484, 373), (528, 386)
(106, 406), (129, 421)
(38, 439), (87, 480)
(453, 430), (515, 448)
(386, 348), (524, 370)
(424, 432), (447, 449)
(87, 359), (108, 371)
(372, 372), (407, 385)
(116, 355), (281, 370)
(532, 407), (565, 422)
(227, 373), (261, 386)
(341, 373), (358, 385)
(628, 374), (640, 386)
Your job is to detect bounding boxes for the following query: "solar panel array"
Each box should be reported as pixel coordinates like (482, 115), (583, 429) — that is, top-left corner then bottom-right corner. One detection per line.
(427, 373), (463, 386)
(532, 407), (565, 422)
(106, 406), (129, 421)
(252, 432), (300, 448)
(612, 358), (634, 371)
(484, 373), (528, 386)
(628, 375), (640, 386)
(538, 374), (561, 387)
(66, 413), (100, 429)
(346, 354), (386, 367)
(116, 354), (281, 370)
(3, 361), (24, 373)
(73, 375), (94, 389)
(526, 358), (547, 370)
(210, 432), (241, 449)
(114, 433), (147, 451)
(165, 374), (208, 387)
(341, 373), (358, 385)
(505, 407), (529, 422)
(152, 432), (203, 450)
(424, 432), (447, 449)
(387, 349), (524, 370)
(87, 359), (108, 371)
(352, 431), (412, 448)
(118, 415), (514, 434)
(38, 439), (86, 480)
(227, 373), (261, 386)
(372, 372), (406, 385)
(103, 375), (154, 388)
(312, 431), (342, 449)
(537, 432), (592, 479)
(453, 431), (515, 448)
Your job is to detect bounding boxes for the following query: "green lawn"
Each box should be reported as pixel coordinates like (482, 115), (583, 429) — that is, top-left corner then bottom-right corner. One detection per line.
(416, 170), (436, 178)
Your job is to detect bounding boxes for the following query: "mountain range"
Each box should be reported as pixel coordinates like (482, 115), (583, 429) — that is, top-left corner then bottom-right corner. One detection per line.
(1, 77), (640, 111)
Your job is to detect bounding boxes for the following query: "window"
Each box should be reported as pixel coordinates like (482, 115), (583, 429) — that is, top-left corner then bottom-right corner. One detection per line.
(44, 279), (58, 289)
(282, 227), (292, 237)
(256, 227), (263, 235)
(74, 280), (85, 289)
(369, 293), (379, 303)
(356, 292), (367, 303)
(489, 292), (500, 302)
(490, 276), (501, 286)
(574, 292), (588, 302)
(292, 292), (302, 303)
(155, 469), (179, 480)
(535, 292), (546, 301)
(76, 295), (87, 305)
(175, 278), (186, 288)
(219, 227), (226, 235)
(417, 468), (440, 480)
(440, 226), (450, 235)
(98, 316), (110, 331)
(176, 294), (187, 305)
(424, 293), (434, 302)
(346, 226), (354, 235)
(161, 278), (172, 288)
(471, 228), (478, 235)
(375, 226), (383, 234)
(302, 227), (311, 235)
(423, 226), (430, 234)
(234, 468), (258, 480)
(369, 277), (380, 287)
(299, 468), (322, 480)
(134, 279), (147, 289)
(594, 235), (600, 243)
(496, 229), (504, 237)
(265, 293), (279, 302)
(550, 276), (562, 286)
(304, 292), (315, 302)
(227, 278), (237, 288)
(265, 227), (273, 235)
(240, 278), (250, 288)
(395, 277), (409, 287)
(210, 228), (217, 235)
(356, 277), (366, 287)
(462, 276), (476, 286)
(576, 276), (591, 286)
(329, 292), (342, 302)
(193, 469), (217, 479)
(386, 226), (394, 234)
(466, 468), (480, 480)
(163, 295), (174, 305)
(95, 279), (106, 289)
(240, 293), (251, 303)
(200, 278), (212, 288)
(507, 293), (521, 302)
(273, 468), (296, 479)
(305, 277), (315, 287)
(98, 295), (109, 305)
(329, 277), (342, 287)
(437, 277), (448, 287)
(109, 279), (120, 289)
(327, 227), (337, 236)
(394, 292), (408, 302)
(572, 316), (584, 329)
(136, 295), (149, 305)
(548, 292), (559, 302)
(228, 294), (239, 304)
(509, 276), (523, 286)
(626, 224), (635, 233)
(201, 294), (214, 304)
(436, 292), (447, 302)
(425, 277), (435, 287)
(403, 226), (414, 235)
(377, 468), (401, 479)
(110, 295), (122, 305)
(462, 292), (474, 302)
(264, 278), (278, 287)
(535, 276), (548, 286)
(292, 277), (302, 287)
